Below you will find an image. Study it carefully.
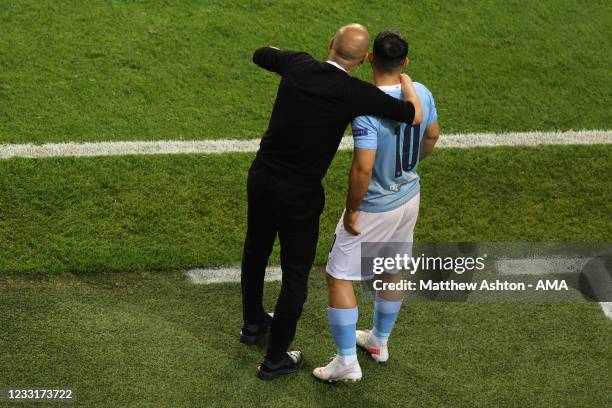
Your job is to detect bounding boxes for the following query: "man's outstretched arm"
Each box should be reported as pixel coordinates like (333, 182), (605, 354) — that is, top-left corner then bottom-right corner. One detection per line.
(344, 148), (376, 235)
(252, 46), (307, 75)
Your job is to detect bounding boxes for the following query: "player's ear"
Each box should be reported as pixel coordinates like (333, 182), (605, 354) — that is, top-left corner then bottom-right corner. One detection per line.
(403, 58), (409, 69)
(367, 52), (374, 64)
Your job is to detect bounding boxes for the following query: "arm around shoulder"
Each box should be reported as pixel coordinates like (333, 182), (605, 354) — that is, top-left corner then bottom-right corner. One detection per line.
(400, 74), (422, 125)
(348, 78), (416, 124)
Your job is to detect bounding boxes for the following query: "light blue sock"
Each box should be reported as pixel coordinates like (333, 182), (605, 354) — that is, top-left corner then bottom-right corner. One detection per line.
(372, 298), (403, 343)
(328, 307), (358, 365)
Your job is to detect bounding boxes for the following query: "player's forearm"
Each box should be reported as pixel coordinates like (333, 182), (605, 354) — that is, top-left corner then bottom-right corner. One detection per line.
(420, 123), (440, 160)
(420, 136), (438, 160)
(346, 167), (372, 212)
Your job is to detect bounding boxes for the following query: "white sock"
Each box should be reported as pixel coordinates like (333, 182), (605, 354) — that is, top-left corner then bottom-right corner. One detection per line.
(369, 331), (387, 348)
(337, 353), (357, 365)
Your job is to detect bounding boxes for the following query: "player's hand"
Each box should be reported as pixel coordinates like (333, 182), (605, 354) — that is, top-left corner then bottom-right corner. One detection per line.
(400, 73), (416, 95)
(400, 73), (422, 124)
(399, 73), (413, 86)
(400, 73), (416, 97)
(343, 209), (361, 236)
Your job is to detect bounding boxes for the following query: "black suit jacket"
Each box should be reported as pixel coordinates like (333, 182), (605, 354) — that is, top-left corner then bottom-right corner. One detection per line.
(252, 47), (415, 184)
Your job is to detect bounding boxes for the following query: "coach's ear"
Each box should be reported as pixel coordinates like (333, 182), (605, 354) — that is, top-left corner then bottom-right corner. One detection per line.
(328, 37), (335, 50)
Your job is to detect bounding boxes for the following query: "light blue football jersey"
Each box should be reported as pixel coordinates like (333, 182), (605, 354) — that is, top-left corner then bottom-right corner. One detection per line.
(351, 82), (437, 213)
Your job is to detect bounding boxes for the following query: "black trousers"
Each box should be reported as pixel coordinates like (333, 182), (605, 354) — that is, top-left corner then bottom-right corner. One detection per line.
(241, 161), (324, 362)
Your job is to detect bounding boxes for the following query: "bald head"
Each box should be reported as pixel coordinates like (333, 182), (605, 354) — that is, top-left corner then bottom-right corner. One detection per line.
(329, 23), (370, 71)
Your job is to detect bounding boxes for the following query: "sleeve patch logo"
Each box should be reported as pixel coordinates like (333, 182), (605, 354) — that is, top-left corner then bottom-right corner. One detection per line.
(352, 128), (368, 137)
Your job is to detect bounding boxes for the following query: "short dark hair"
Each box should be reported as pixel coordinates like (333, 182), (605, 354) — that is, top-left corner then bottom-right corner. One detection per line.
(372, 30), (409, 73)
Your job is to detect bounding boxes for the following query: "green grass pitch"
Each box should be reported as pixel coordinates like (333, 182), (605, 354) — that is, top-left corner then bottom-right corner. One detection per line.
(1, 145), (611, 275)
(0, 1), (611, 407)
(1, 0), (611, 143)
(1, 271), (611, 407)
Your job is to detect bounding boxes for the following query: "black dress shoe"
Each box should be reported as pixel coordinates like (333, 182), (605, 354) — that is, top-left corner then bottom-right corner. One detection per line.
(239, 313), (273, 345)
(256, 351), (304, 381)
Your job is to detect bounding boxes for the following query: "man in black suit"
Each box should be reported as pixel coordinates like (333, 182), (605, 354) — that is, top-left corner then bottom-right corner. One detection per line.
(240, 23), (422, 380)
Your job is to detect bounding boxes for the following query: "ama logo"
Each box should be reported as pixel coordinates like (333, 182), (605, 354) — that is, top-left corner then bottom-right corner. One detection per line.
(535, 280), (568, 290)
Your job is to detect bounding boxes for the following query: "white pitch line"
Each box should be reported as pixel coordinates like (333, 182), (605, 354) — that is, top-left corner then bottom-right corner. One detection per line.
(187, 259), (612, 320)
(1, 129), (612, 159)
(600, 302), (612, 319)
(496, 257), (612, 320)
(186, 266), (282, 284)
(496, 257), (589, 275)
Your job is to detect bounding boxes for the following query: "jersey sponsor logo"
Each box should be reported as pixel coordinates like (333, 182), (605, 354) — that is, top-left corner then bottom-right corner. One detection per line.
(388, 174), (419, 192)
(352, 128), (368, 137)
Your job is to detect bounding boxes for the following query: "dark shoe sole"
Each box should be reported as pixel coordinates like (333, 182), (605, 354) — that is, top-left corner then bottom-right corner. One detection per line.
(256, 358), (304, 381)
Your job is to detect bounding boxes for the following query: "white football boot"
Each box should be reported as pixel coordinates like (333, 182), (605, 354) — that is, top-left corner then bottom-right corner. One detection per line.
(312, 355), (362, 382)
(356, 330), (389, 363)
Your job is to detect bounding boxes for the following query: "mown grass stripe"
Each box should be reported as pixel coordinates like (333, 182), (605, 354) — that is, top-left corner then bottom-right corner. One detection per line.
(186, 261), (612, 320)
(1, 130), (611, 159)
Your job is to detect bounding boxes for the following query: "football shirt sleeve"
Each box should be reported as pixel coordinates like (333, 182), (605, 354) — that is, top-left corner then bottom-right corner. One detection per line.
(426, 91), (438, 126)
(352, 115), (379, 150)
